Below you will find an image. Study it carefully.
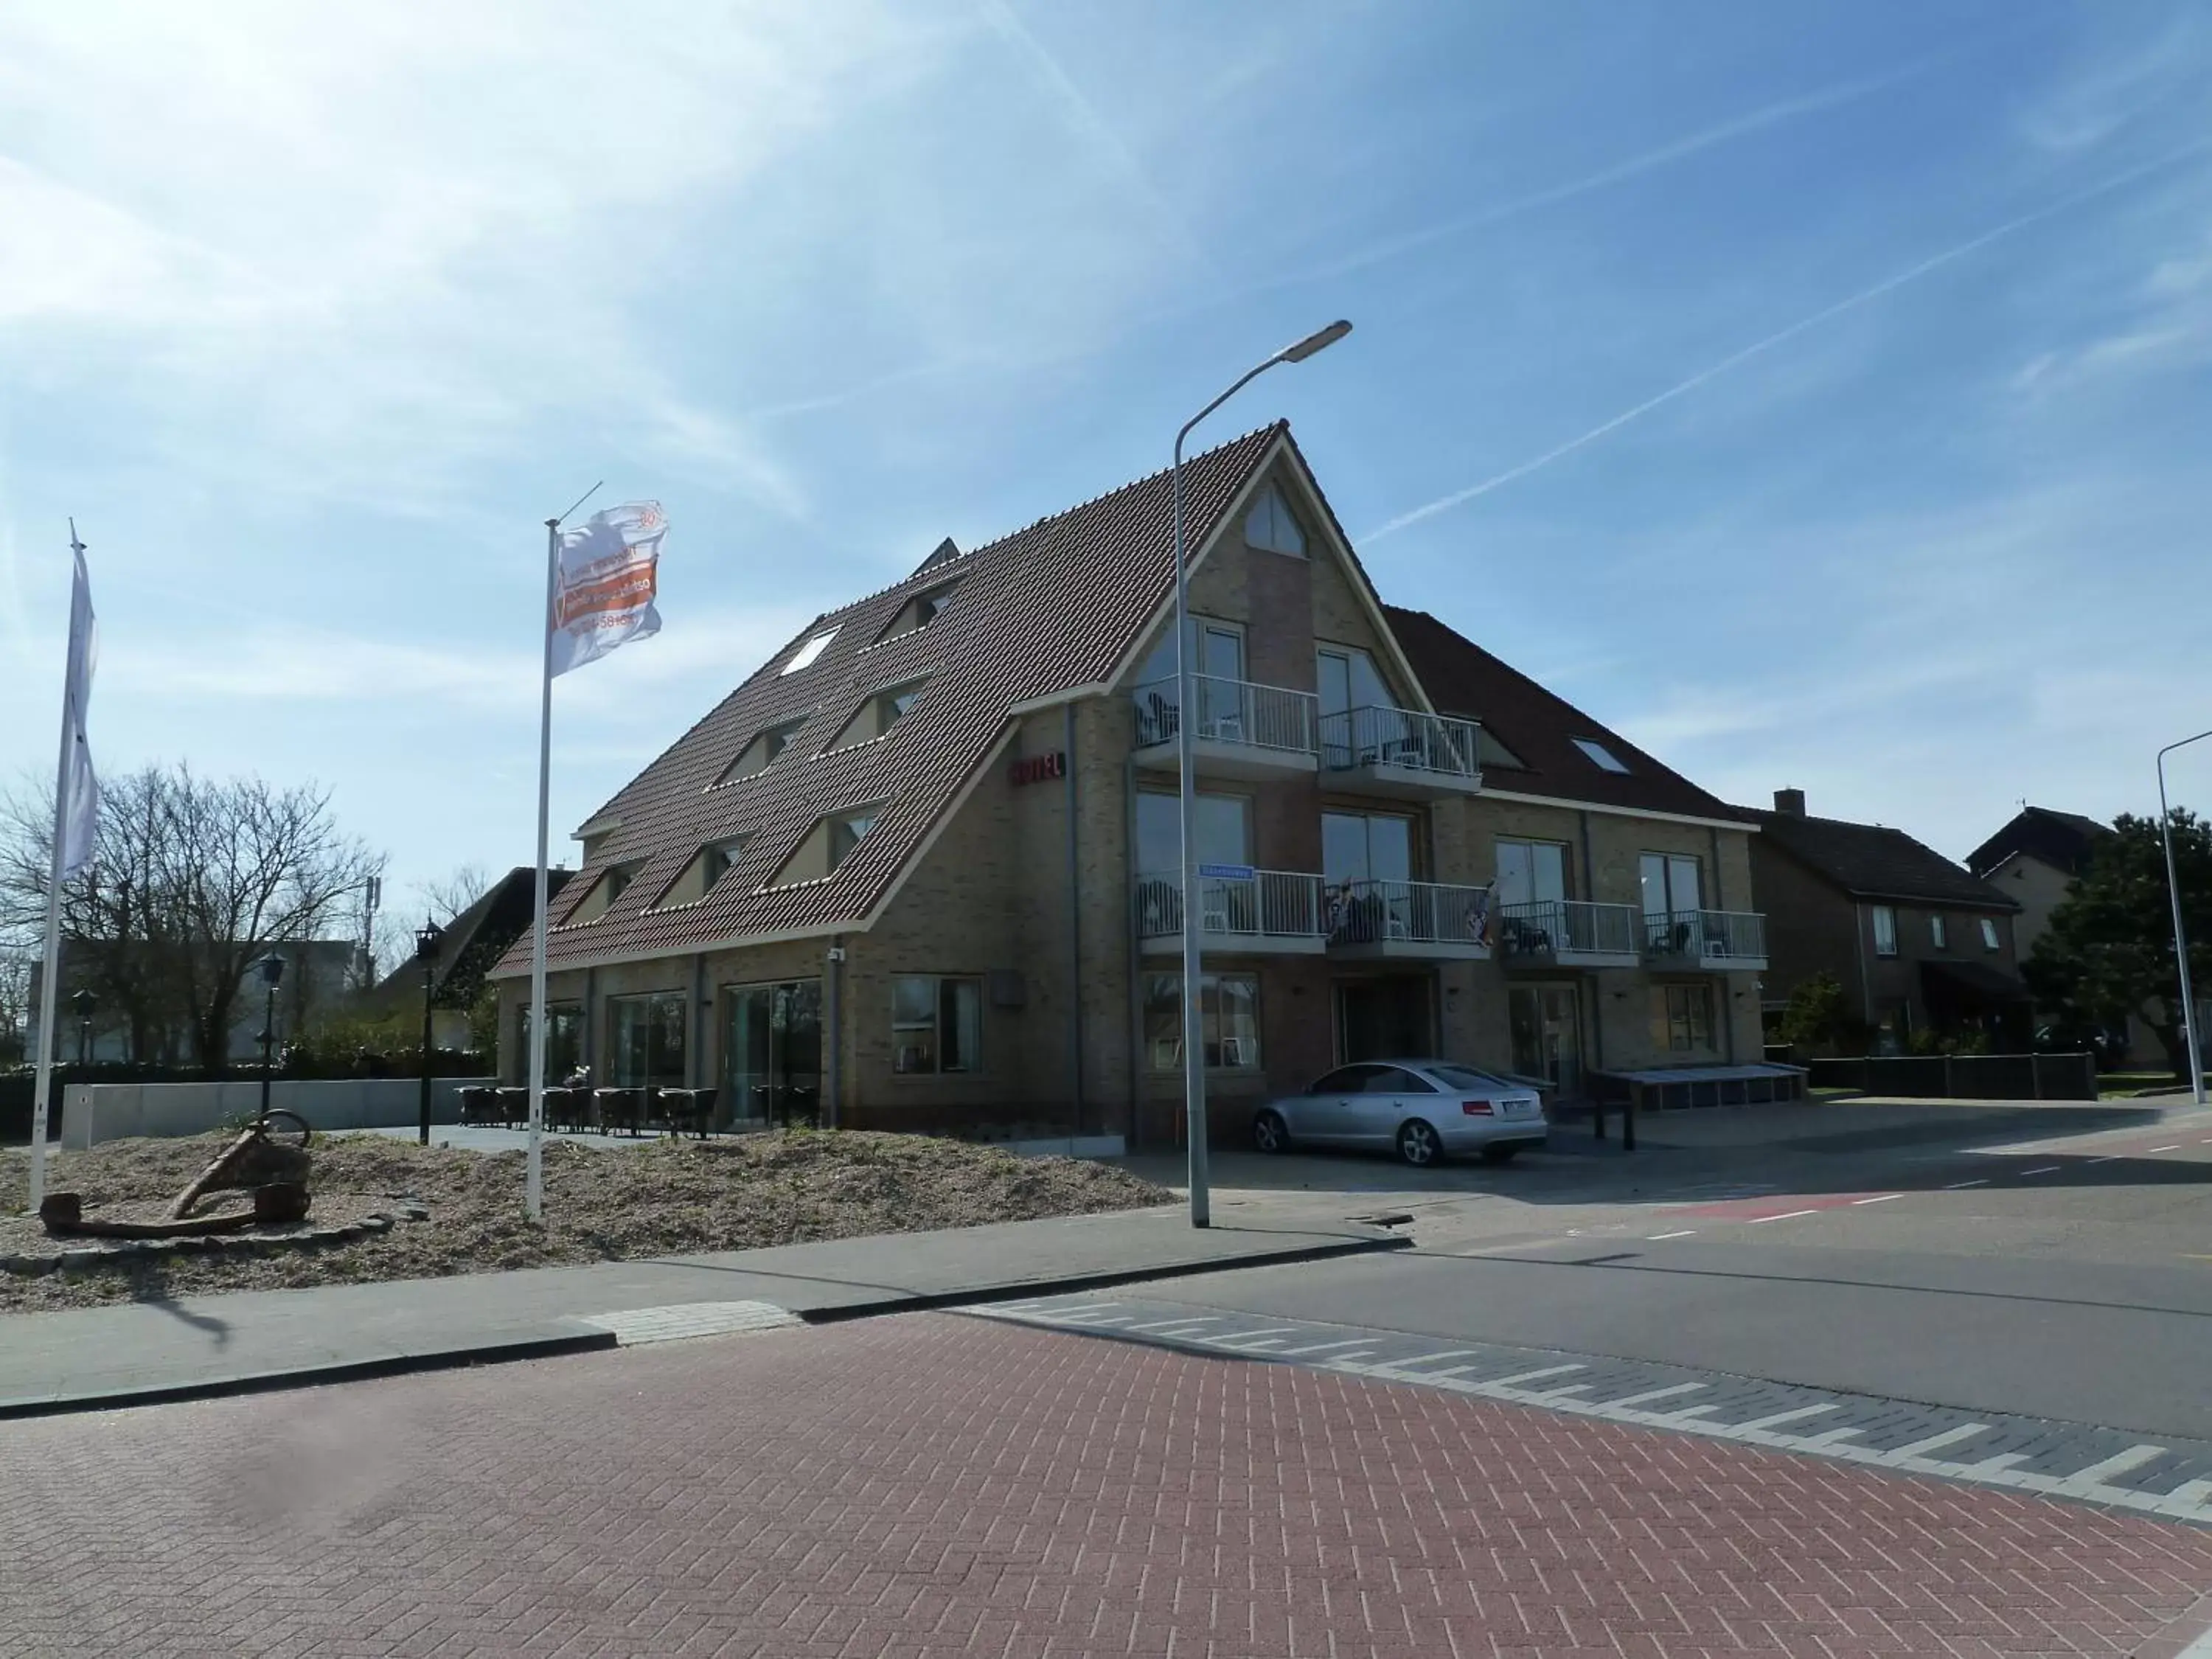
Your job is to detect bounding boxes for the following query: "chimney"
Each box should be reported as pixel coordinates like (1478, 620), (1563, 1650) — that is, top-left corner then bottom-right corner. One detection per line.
(1774, 787), (1806, 818)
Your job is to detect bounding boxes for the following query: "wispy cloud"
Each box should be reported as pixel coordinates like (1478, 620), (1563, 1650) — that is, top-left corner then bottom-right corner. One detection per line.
(1365, 138), (2212, 541)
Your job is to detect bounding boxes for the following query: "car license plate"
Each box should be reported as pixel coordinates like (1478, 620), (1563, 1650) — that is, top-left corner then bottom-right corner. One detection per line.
(1501, 1099), (1534, 1117)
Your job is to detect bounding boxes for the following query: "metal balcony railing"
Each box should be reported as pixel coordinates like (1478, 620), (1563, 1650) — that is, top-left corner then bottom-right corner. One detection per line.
(1644, 908), (1768, 963)
(1134, 869), (1326, 942)
(1131, 675), (1318, 757)
(1496, 898), (1640, 960)
(1326, 878), (1494, 948)
(1318, 705), (1482, 783)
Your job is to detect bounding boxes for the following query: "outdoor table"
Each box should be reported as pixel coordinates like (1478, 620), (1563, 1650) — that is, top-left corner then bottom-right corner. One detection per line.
(459, 1086), (501, 1126)
(594, 1087), (646, 1136)
(495, 1086), (529, 1127)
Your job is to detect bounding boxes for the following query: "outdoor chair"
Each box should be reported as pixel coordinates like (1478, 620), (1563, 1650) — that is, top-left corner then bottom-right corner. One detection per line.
(659, 1087), (716, 1140)
(595, 1086), (646, 1136)
(495, 1086), (529, 1127)
(459, 1086), (501, 1126)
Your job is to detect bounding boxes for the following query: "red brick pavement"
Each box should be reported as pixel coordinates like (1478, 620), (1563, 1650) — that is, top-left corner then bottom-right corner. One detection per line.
(4, 1312), (2211, 1659)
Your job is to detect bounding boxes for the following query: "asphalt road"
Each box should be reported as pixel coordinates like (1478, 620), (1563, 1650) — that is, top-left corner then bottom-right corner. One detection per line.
(1113, 1099), (2212, 1441)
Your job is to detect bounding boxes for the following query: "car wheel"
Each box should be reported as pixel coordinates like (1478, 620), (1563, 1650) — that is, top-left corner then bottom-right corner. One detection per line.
(1253, 1110), (1291, 1155)
(1478, 1143), (1520, 1165)
(1397, 1119), (1442, 1167)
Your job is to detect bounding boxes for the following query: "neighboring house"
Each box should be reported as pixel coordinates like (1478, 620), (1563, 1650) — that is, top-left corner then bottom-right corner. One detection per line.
(356, 867), (575, 1052)
(1744, 789), (2028, 1052)
(29, 938), (368, 1065)
(489, 422), (1771, 1144)
(1966, 806), (2155, 1064)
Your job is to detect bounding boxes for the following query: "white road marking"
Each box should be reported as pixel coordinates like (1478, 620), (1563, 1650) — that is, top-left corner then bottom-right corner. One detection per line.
(2059, 1444), (2167, 1490)
(1386, 1349), (1486, 1369)
(2152, 1144), (2183, 1153)
(1483, 1363), (1586, 1388)
(1944, 1178), (1989, 1189)
(1604, 1382), (1707, 1408)
(1276, 1338), (1380, 1357)
(576, 1300), (799, 1346)
(2022, 1165), (2061, 1176)
(1124, 1318), (1220, 1333)
(1646, 1230), (1697, 1240)
(1850, 1194), (1902, 1206)
(1203, 1327), (1304, 1351)
(1891, 1423), (1989, 1458)
(2087, 1156), (2121, 1165)
(1747, 1208), (1820, 1224)
(1734, 1403), (1840, 1431)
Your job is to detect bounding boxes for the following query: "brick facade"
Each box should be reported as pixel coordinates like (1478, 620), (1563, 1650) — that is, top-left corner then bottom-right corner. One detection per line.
(501, 451), (1770, 1147)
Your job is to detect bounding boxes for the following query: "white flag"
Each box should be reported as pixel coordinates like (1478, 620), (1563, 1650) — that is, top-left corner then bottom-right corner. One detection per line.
(58, 543), (97, 878)
(549, 501), (666, 678)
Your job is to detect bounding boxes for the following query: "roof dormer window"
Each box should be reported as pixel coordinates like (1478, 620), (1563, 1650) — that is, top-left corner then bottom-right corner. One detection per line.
(877, 577), (964, 643)
(567, 860), (644, 925)
(653, 835), (751, 908)
(715, 714), (810, 786)
(1243, 484), (1306, 557)
(827, 678), (928, 750)
(1572, 737), (1630, 774)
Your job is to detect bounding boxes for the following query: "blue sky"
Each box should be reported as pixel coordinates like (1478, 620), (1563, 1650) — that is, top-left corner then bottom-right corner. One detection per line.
(4, 1), (2210, 928)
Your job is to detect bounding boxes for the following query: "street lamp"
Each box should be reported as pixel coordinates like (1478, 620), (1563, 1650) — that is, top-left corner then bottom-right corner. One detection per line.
(2157, 730), (2212, 1105)
(1171, 319), (1352, 1228)
(415, 919), (445, 1146)
(253, 952), (286, 1125)
(69, 988), (95, 1068)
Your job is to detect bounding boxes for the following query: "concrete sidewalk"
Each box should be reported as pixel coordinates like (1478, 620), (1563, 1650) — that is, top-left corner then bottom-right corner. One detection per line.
(0, 1203), (1403, 1419)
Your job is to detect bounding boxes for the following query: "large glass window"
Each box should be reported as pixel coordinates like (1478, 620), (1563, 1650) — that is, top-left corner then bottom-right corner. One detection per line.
(1136, 790), (1251, 872)
(723, 979), (821, 1130)
(1638, 852), (1702, 919)
(1872, 905), (1899, 957)
(516, 1002), (585, 1081)
(609, 992), (686, 1088)
(1243, 484), (1307, 556)
(1315, 645), (1394, 717)
(1649, 984), (1715, 1053)
(1145, 973), (1261, 1070)
(1930, 914), (1948, 950)
(891, 975), (982, 1074)
(1495, 838), (1569, 907)
(1324, 812), (1414, 885)
(1980, 917), (2001, 952)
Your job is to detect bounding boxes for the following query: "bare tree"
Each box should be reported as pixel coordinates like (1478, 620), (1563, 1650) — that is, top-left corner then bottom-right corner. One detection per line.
(0, 950), (31, 1064)
(0, 764), (386, 1069)
(418, 863), (493, 928)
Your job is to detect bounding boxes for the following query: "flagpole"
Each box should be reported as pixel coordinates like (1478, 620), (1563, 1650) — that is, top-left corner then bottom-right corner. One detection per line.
(27, 524), (87, 1214)
(526, 517), (559, 1222)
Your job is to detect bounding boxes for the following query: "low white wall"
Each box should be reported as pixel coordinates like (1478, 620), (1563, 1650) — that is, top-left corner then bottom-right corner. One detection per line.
(60, 1077), (496, 1149)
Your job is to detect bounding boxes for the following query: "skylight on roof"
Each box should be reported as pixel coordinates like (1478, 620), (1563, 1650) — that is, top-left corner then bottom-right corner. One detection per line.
(782, 627), (839, 675)
(1572, 737), (1630, 774)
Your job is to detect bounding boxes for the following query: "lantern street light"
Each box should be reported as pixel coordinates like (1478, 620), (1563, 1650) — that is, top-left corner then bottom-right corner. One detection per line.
(415, 919), (445, 1145)
(252, 952), (287, 1126)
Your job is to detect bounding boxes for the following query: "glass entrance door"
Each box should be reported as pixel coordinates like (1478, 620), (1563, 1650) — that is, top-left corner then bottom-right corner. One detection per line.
(1508, 985), (1584, 1096)
(722, 979), (823, 1130)
(1337, 975), (1433, 1062)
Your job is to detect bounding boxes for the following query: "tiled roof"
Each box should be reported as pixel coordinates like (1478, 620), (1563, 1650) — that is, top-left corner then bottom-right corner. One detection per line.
(362, 866), (573, 1015)
(493, 423), (1287, 977)
(1745, 809), (2020, 911)
(1964, 805), (2110, 879)
(1382, 607), (1738, 822)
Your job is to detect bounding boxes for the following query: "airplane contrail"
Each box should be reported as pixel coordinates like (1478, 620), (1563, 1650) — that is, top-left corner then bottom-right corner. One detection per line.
(1363, 138), (2212, 543)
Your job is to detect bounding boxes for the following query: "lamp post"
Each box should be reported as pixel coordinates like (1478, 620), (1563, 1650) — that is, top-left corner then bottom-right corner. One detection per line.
(2157, 730), (2212, 1105)
(69, 988), (95, 1068)
(253, 952), (286, 1125)
(415, 919), (445, 1146)
(1172, 319), (1352, 1228)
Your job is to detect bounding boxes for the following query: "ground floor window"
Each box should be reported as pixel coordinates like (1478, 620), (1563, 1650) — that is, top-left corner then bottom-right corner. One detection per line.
(1650, 983), (1715, 1053)
(516, 1001), (585, 1081)
(1145, 973), (1261, 1070)
(609, 992), (686, 1088)
(892, 975), (982, 1074)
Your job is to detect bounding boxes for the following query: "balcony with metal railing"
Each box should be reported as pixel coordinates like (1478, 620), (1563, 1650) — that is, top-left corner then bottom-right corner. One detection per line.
(1495, 898), (1642, 970)
(1134, 868), (1328, 955)
(1318, 705), (1483, 799)
(1130, 675), (1319, 779)
(1324, 877), (1494, 961)
(1643, 908), (1769, 971)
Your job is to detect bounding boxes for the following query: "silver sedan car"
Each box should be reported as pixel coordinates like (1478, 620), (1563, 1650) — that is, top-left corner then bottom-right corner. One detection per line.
(1251, 1059), (1548, 1166)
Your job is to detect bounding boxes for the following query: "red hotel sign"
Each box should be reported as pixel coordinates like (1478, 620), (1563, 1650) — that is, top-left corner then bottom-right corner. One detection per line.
(1009, 751), (1067, 786)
